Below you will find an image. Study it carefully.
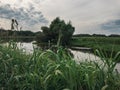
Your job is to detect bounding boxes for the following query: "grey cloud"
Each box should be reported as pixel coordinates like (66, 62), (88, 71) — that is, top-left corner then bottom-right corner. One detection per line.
(0, 4), (48, 26)
(0, 4), (13, 19)
(101, 19), (120, 33)
(114, 20), (120, 25)
(34, 0), (45, 3)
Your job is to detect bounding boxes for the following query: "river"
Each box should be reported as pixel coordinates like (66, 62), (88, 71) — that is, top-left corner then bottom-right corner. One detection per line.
(2, 41), (120, 73)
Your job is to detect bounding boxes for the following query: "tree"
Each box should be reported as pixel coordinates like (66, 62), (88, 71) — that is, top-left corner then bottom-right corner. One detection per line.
(11, 19), (19, 30)
(37, 17), (75, 46)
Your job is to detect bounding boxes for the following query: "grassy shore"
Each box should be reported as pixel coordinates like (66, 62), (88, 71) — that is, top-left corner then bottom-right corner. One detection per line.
(0, 41), (120, 90)
(71, 37), (120, 61)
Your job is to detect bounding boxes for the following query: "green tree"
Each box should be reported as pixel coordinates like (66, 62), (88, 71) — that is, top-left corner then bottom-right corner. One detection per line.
(38, 17), (75, 46)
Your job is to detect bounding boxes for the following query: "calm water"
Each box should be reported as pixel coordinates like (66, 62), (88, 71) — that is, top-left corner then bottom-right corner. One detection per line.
(2, 42), (120, 73)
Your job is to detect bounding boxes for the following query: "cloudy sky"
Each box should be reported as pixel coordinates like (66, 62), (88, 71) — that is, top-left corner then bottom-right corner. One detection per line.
(0, 0), (120, 35)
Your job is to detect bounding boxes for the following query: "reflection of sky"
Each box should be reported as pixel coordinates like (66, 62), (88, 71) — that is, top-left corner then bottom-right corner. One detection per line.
(17, 42), (34, 54)
(70, 49), (100, 62)
(0, 0), (120, 34)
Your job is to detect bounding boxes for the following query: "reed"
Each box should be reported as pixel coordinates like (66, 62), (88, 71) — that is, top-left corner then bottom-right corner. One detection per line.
(0, 41), (120, 90)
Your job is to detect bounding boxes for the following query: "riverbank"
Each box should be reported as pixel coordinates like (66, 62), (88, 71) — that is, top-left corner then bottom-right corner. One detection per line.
(71, 36), (120, 62)
(0, 42), (120, 90)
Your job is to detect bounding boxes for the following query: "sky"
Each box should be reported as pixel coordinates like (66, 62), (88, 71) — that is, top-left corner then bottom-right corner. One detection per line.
(0, 0), (120, 35)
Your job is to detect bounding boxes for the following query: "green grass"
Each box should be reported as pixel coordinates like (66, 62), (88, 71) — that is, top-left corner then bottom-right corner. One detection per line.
(0, 41), (120, 90)
(71, 37), (120, 48)
(71, 37), (120, 61)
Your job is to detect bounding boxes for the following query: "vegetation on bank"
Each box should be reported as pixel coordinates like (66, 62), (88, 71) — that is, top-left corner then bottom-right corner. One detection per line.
(0, 28), (36, 37)
(73, 34), (120, 37)
(0, 41), (120, 90)
(36, 17), (75, 46)
(71, 37), (120, 61)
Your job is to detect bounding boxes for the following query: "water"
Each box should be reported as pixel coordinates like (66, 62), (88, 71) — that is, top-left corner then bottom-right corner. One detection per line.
(16, 42), (35, 54)
(2, 42), (120, 73)
(71, 50), (100, 62)
(71, 49), (120, 73)
(1, 41), (35, 54)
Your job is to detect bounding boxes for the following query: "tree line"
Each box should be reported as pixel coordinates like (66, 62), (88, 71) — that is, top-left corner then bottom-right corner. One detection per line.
(0, 28), (36, 37)
(73, 34), (120, 37)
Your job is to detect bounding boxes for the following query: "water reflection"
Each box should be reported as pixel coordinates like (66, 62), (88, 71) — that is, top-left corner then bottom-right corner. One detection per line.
(70, 49), (100, 62)
(17, 42), (35, 54)
(1, 41), (35, 54)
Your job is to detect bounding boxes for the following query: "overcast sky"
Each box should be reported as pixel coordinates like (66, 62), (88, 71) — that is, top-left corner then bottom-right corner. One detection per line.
(0, 0), (120, 35)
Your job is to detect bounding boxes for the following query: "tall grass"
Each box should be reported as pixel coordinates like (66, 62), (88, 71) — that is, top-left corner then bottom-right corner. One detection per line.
(0, 41), (120, 90)
(71, 37), (120, 54)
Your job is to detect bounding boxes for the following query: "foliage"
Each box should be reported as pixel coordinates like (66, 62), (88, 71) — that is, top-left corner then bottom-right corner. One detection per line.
(0, 42), (120, 90)
(36, 17), (75, 46)
(73, 34), (120, 37)
(0, 28), (36, 37)
(71, 37), (120, 62)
